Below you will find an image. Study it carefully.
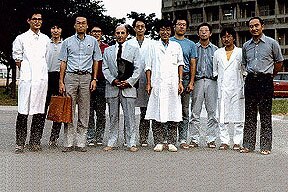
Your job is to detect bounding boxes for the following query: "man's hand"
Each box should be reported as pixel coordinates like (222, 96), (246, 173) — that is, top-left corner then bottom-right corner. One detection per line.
(15, 61), (21, 69)
(119, 80), (131, 89)
(112, 79), (121, 87)
(178, 82), (184, 95)
(90, 80), (97, 92)
(59, 81), (65, 94)
(186, 82), (194, 93)
(146, 83), (152, 95)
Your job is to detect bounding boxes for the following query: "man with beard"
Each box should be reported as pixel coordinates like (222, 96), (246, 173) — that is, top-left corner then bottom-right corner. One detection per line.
(59, 16), (102, 152)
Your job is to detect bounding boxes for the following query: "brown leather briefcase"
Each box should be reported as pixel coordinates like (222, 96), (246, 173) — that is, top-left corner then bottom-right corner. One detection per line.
(47, 94), (72, 123)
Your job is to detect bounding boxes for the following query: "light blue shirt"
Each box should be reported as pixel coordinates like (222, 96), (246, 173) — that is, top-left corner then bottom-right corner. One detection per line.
(59, 34), (102, 73)
(170, 36), (197, 73)
(195, 42), (218, 80)
(46, 39), (62, 72)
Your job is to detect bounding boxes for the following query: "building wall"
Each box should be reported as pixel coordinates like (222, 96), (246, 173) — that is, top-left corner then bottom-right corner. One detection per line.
(162, 0), (288, 66)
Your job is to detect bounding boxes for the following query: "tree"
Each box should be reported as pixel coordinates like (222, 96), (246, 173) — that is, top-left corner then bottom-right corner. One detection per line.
(0, 0), (124, 98)
(126, 11), (160, 40)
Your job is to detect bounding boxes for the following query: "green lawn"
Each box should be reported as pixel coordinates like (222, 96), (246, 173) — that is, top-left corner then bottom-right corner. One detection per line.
(1, 86), (288, 115)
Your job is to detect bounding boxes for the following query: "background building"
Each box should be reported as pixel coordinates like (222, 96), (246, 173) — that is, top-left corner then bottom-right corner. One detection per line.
(162, 0), (288, 68)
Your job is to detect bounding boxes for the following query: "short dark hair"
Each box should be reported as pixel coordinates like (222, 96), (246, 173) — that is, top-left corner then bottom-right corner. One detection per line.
(197, 22), (212, 33)
(156, 19), (173, 32)
(114, 24), (129, 34)
(248, 16), (264, 26)
(173, 17), (189, 29)
(27, 8), (42, 19)
(132, 17), (146, 28)
(220, 27), (236, 40)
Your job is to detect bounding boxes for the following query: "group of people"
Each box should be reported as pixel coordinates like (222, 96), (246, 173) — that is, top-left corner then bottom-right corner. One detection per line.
(12, 10), (284, 156)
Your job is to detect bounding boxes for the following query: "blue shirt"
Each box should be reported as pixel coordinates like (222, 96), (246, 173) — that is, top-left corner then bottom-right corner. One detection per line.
(242, 34), (284, 74)
(170, 36), (197, 73)
(195, 42), (218, 80)
(59, 34), (102, 73)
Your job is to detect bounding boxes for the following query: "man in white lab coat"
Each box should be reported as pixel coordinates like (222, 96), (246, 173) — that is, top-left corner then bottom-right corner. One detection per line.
(145, 19), (184, 152)
(12, 10), (50, 153)
(213, 27), (245, 150)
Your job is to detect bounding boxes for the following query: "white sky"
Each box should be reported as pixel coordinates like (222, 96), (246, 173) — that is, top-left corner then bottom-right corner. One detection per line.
(101, 0), (162, 22)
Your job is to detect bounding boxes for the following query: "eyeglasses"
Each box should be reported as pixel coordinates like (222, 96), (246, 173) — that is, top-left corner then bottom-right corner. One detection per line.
(116, 31), (126, 35)
(221, 35), (233, 39)
(91, 30), (102, 33)
(176, 23), (186, 27)
(159, 28), (171, 32)
(31, 18), (42, 21)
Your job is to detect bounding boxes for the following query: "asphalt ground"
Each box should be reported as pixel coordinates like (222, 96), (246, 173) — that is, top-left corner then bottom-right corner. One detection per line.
(0, 106), (288, 192)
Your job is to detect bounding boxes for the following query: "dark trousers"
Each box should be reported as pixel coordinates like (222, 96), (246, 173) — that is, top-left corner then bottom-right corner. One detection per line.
(16, 113), (46, 146)
(139, 107), (150, 143)
(45, 72), (62, 142)
(87, 81), (106, 143)
(243, 74), (273, 151)
(152, 120), (178, 145)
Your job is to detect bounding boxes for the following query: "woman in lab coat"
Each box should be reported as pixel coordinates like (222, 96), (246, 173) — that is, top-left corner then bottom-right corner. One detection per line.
(213, 27), (245, 151)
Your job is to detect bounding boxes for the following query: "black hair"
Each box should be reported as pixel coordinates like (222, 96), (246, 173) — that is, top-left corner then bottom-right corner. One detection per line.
(248, 16), (264, 26)
(220, 27), (236, 39)
(156, 19), (173, 32)
(132, 17), (146, 28)
(197, 22), (212, 33)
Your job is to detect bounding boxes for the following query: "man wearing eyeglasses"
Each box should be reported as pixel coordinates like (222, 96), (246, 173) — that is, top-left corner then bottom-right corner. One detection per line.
(59, 16), (102, 152)
(12, 10), (50, 153)
(102, 24), (141, 152)
(87, 26), (109, 146)
(170, 17), (197, 149)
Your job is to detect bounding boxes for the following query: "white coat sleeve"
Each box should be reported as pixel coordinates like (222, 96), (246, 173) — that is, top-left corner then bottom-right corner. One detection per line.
(12, 36), (23, 61)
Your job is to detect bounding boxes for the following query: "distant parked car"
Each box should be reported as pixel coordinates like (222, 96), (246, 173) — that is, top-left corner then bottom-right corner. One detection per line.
(273, 72), (288, 97)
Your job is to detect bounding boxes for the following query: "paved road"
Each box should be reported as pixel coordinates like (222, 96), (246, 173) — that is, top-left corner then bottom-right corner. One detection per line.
(0, 106), (288, 192)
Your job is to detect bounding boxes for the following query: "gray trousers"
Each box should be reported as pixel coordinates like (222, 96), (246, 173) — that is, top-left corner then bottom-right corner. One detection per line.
(63, 73), (91, 148)
(106, 93), (136, 148)
(190, 78), (218, 143)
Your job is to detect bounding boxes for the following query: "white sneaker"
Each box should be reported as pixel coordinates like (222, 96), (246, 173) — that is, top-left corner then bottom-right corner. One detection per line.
(168, 144), (178, 152)
(154, 144), (164, 152)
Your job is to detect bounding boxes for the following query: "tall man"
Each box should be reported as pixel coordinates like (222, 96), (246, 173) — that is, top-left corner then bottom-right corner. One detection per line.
(190, 23), (218, 148)
(102, 25), (141, 152)
(87, 26), (109, 146)
(12, 11), (50, 153)
(241, 17), (283, 155)
(127, 18), (154, 147)
(45, 24), (63, 147)
(170, 17), (197, 149)
(59, 16), (102, 152)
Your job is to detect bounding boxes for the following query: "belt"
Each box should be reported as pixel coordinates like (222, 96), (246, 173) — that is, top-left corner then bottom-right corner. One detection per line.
(195, 76), (217, 81)
(67, 71), (90, 75)
(247, 72), (272, 78)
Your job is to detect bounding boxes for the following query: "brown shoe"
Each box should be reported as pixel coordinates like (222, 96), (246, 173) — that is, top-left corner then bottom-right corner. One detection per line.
(75, 147), (87, 152)
(240, 147), (251, 153)
(129, 146), (139, 152)
(180, 143), (190, 149)
(103, 146), (113, 151)
(189, 141), (199, 148)
(207, 141), (216, 148)
(232, 144), (241, 151)
(219, 143), (229, 150)
(260, 150), (271, 155)
(62, 147), (74, 152)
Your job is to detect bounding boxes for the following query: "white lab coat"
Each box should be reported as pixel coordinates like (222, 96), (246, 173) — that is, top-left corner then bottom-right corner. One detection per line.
(213, 46), (245, 123)
(12, 29), (49, 115)
(126, 37), (155, 107)
(145, 40), (184, 122)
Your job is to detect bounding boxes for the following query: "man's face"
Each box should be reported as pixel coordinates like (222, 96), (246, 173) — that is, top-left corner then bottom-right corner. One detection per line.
(174, 20), (187, 36)
(221, 32), (234, 47)
(115, 26), (128, 44)
(90, 27), (102, 41)
(159, 26), (172, 42)
(198, 26), (212, 41)
(74, 17), (88, 34)
(249, 18), (264, 37)
(27, 14), (42, 31)
(51, 26), (62, 39)
(134, 21), (146, 37)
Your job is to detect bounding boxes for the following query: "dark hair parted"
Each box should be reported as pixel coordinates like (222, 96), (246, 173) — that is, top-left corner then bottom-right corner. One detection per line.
(156, 19), (173, 32)
(132, 17), (146, 28)
(197, 22), (212, 33)
(220, 27), (236, 39)
(248, 16), (264, 26)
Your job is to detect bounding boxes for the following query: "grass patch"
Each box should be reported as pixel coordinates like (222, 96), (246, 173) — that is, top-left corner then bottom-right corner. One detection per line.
(272, 99), (288, 115)
(0, 87), (17, 106)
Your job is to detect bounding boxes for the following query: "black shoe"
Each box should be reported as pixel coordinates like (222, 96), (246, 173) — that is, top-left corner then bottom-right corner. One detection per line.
(75, 146), (87, 152)
(15, 145), (24, 154)
(29, 145), (42, 152)
(62, 147), (74, 152)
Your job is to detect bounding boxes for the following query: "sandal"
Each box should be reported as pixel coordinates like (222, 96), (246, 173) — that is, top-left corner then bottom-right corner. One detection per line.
(240, 147), (251, 153)
(260, 150), (271, 155)
(219, 144), (229, 150)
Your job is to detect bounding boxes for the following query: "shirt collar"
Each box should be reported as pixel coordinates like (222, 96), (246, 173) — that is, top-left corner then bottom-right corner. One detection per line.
(249, 33), (266, 44)
(74, 33), (86, 40)
(28, 29), (40, 36)
(50, 38), (63, 44)
(196, 41), (212, 48)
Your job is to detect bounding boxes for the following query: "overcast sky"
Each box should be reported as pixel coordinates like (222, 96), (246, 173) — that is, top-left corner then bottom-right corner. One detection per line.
(101, 0), (162, 21)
